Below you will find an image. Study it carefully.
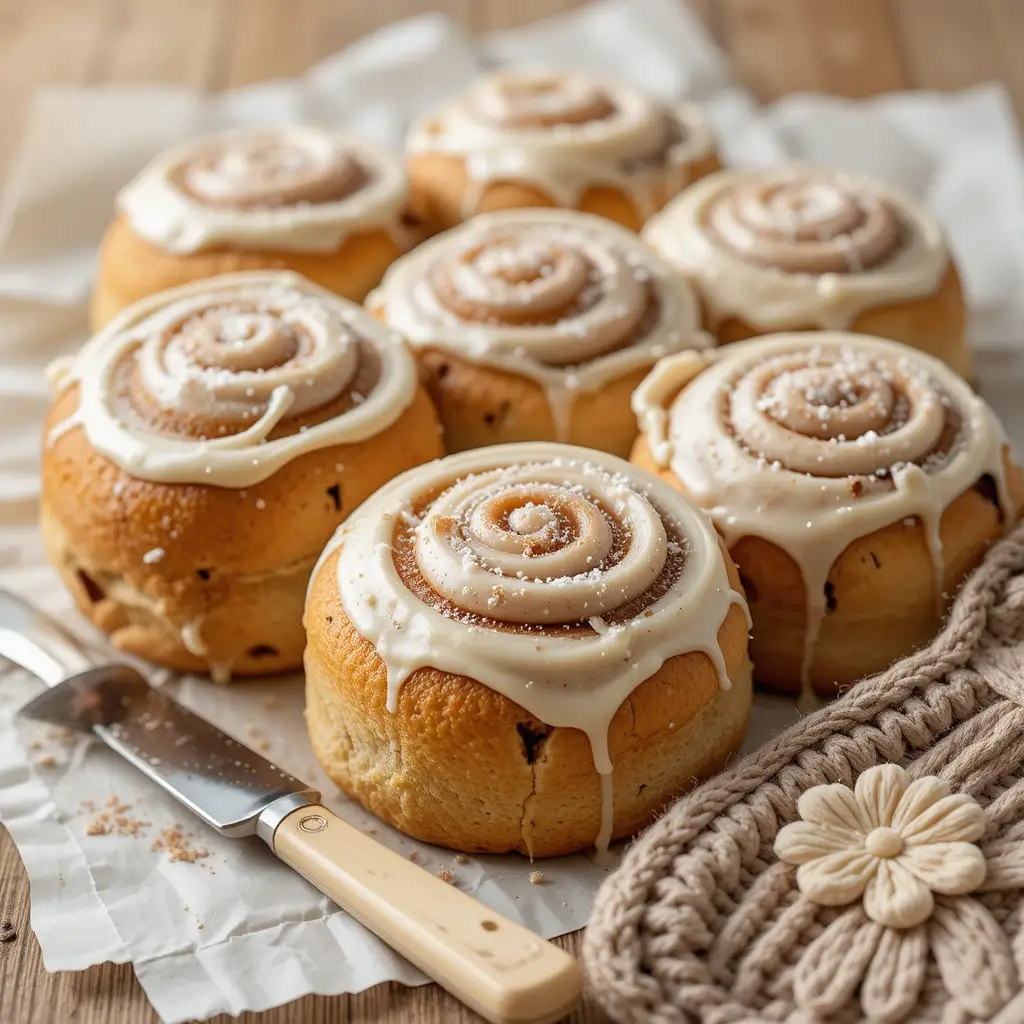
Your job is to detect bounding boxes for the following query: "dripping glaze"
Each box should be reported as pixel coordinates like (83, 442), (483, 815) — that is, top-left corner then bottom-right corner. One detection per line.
(633, 332), (1014, 701)
(118, 127), (410, 254)
(47, 271), (418, 488)
(314, 442), (748, 852)
(370, 208), (709, 440)
(407, 70), (715, 221)
(642, 165), (949, 332)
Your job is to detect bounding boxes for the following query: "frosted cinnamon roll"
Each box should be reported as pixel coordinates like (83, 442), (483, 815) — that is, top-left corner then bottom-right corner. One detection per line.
(369, 208), (709, 456)
(92, 127), (422, 330)
(305, 443), (750, 856)
(406, 70), (719, 232)
(643, 166), (970, 377)
(44, 271), (442, 680)
(632, 332), (1024, 700)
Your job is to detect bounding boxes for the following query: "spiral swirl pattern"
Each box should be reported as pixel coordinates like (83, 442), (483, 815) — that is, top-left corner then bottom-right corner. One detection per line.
(49, 272), (417, 487)
(406, 71), (716, 221)
(415, 467), (667, 624)
(425, 222), (650, 365)
(373, 210), (704, 437)
(117, 128), (408, 255)
(470, 72), (616, 129)
(180, 130), (363, 209)
(707, 172), (903, 274)
(138, 286), (359, 421)
(642, 166), (949, 337)
(728, 347), (947, 479)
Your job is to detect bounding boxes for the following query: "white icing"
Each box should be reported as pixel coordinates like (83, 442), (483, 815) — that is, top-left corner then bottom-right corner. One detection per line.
(370, 208), (709, 440)
(642, 166), (950, 332)
(633, 332), (1014, 700)
(315, 442), (748, 852)
(407, 70), (715, 220)
(118, 127), (409, 254)
(48, 271), (418, 488)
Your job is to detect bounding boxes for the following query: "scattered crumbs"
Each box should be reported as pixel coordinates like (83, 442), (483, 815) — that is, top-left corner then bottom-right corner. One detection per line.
(529, 871), (545, 885)
(0, 921), (15, 944)
(79, 800), (96, 813)
(436, 868), (455, 885)
(453, 853), (469, 865)
(255, 499), (266, 511)
(86, 798), (150, 837)
(364, 828), (378, 836)
(407, 851), (420, 863)
(260, 695), (278, 711)
(197, 922), (205, 931)
(35, 754), (57, 769)
(143, 547), (165, 564)
(152, 825), (210, 864)
(28, 740), (42, 751)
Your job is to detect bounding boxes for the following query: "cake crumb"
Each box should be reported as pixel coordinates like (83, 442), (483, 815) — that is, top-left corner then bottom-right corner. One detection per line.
(529, 871), (545, 885)
(260, 695), (278, 711)
(152, 825), (209, 864)
(407, 851), (420, 863)
(453, 853), (469, 864)
(85, 799), (150, 837)
(28, 740), (42, 751)
(436, 868), (455, 885)
(35, 754), (57, 768)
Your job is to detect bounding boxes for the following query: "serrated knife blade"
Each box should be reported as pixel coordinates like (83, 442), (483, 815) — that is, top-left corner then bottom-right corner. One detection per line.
(0, 590), (582, 1024)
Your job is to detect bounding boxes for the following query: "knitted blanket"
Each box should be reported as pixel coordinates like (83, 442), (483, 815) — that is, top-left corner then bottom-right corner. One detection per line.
(584, 524), (1024, 1024)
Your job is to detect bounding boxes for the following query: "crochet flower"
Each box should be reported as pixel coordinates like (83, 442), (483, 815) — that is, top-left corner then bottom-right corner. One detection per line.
(774, 763), (987, 928)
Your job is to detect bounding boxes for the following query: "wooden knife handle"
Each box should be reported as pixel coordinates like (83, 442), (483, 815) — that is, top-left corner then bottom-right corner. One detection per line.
(272, 805), (583, 1024)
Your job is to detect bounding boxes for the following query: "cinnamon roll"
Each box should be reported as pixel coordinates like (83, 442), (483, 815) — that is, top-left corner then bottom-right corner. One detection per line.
(43, 271), (442, 680)
(91, 127), (421, 330)
(643, 166), (971, 377)
(406, 70), (719, 232)
(305, 443), (751, 856)
(632, 332), (1024, 700)
(369, 208), (709, 456)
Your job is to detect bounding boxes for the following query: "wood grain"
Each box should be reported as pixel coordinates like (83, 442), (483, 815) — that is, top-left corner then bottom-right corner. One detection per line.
(0, 1), (1017, 1021)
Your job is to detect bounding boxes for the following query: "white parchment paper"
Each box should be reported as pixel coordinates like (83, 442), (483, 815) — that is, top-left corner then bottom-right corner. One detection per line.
(1, 0), (1023, 1020)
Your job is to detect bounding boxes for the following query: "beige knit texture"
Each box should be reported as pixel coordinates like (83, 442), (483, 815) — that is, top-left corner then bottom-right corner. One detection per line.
(584, 523), (1024, 1024)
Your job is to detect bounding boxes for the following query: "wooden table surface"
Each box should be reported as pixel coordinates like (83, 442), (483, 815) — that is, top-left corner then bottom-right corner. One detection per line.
(1, 1), (1022, 1021)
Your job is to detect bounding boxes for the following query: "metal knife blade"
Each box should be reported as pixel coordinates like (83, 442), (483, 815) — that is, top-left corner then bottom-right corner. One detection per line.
(0, 589), (318, 838)
(19, 664), (319, 836)
(0, 589), (585, 1023)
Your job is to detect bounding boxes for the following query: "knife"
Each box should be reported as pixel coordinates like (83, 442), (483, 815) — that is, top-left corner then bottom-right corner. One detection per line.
(0, 590), (583, 1024)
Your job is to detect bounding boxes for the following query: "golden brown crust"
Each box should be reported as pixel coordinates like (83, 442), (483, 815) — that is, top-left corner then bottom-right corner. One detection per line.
(711, 264), (970, 378)
(41, 384), (443, 677)
(415, 347), (651, 458)
(406, 151), (723, 234)
(632, 433), (1024, 696)
(304, 545), (751, 857)
(90, 214), (412, 332)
